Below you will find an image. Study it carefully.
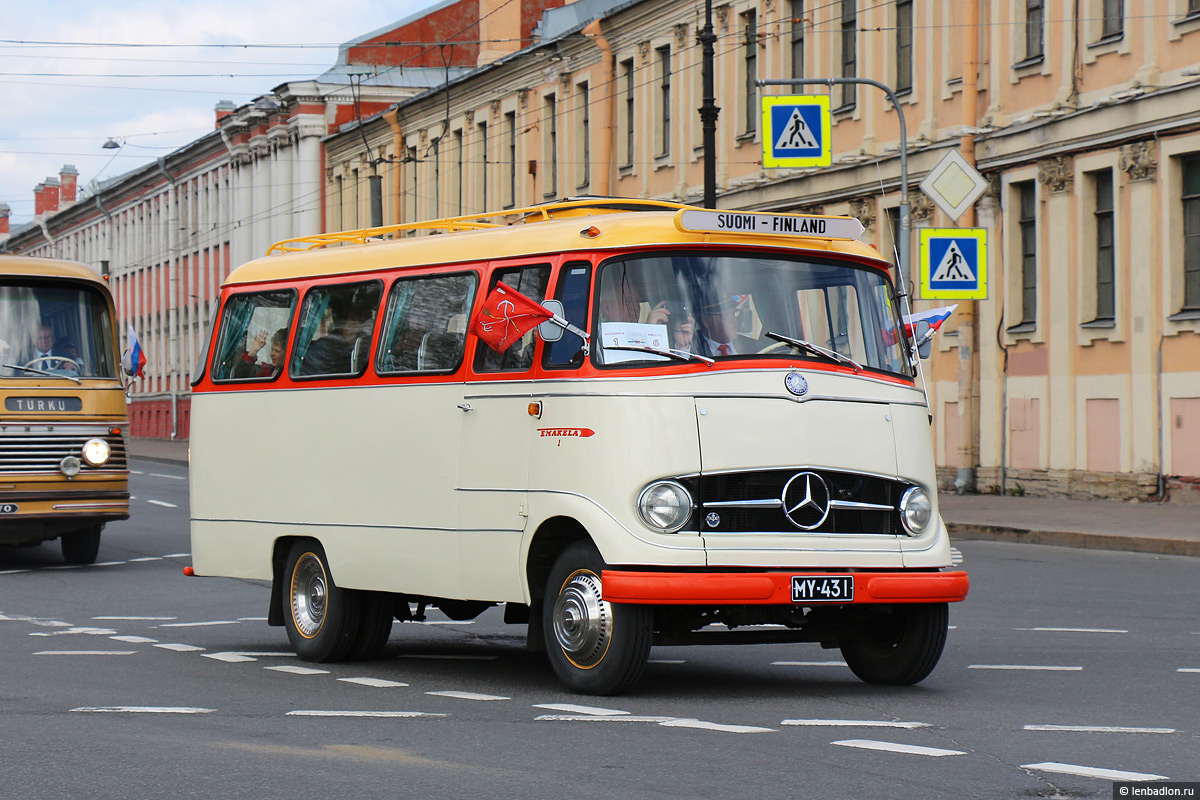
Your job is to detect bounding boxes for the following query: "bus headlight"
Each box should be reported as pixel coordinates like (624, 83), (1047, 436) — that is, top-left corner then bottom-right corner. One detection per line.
(899, 486), (932, 535)
(60, 456), (82, 478)
(637, 481), (692, 533)
(82, 438), (112, 467)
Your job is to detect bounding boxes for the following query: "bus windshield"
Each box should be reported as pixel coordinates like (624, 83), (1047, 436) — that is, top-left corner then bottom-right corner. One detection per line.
(0, 280), (119, 379)
(594, 252), (910, 375)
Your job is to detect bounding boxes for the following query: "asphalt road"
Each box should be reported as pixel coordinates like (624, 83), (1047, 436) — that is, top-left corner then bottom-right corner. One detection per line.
(1, 458), (1197, 799)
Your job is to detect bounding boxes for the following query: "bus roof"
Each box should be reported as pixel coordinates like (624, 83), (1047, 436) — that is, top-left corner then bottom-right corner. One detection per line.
(225, 200), (891, 286)
(0, 255), (108, 286)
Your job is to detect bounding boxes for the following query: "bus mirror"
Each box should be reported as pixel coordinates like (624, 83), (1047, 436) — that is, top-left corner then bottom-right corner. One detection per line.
(914, 320), (933, 359)
(538, 300), (565, 342)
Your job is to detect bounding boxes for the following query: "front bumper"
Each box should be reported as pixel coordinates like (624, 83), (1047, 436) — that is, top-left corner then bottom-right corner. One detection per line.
(601, 569), (969, 605)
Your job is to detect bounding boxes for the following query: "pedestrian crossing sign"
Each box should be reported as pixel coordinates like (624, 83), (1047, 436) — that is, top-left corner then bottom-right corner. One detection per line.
(918, 228), (988, 300)
(762, 95), (831, 168)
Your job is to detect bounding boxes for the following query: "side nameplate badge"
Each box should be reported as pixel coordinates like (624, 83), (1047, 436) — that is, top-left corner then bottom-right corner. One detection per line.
(0, 503), (18, 514)
(784, 372), (808, 397)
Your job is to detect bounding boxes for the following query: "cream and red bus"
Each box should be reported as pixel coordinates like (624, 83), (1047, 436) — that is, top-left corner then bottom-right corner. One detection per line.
(188, 199), (968, 695)
(1, 256), (130, 564)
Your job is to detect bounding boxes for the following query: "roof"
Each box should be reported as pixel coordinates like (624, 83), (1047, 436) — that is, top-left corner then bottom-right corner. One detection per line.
(223, 200), (889, 286)
(0, 255), (107, 285)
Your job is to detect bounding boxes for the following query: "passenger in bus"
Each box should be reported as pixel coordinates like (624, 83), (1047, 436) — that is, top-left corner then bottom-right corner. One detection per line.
(232, 328), (287, 378)
(667, 302), (696, 353)
(697, 296), (757, 356)
(298, 298), (375, 376)
(598, 274), (670, 326)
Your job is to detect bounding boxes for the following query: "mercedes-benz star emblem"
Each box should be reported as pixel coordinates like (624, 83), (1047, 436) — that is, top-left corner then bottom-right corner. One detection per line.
(784, 371), (809, 397)
(781, 471), (831, 530)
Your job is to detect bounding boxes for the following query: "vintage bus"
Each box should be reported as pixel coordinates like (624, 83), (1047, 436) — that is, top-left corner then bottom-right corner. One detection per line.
(189, 199), (968, 695)
(1, 256), (130, 564)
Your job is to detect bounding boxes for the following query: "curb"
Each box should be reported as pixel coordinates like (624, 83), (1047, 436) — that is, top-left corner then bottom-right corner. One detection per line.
(947, 523), (1200, 558)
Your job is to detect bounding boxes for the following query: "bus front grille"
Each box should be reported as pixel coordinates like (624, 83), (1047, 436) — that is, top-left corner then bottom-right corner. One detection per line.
(0, 431), (128, 474)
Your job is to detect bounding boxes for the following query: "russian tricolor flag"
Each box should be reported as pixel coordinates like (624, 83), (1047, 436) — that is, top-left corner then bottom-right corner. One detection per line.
(122, 324), (146, 378)
(903, 304), (958, 338)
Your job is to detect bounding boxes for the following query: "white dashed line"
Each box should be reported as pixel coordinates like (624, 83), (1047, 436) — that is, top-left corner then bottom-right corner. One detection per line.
(426, 690), (509, 701)
(146, 500), (177, 508)
(158, 620), (240, 628)
(339, 677), (409, 688)
(163, 553), (191, 559)
(95, 616), (176, 621)
(129, 557), (162, 562)
(533, 703), (629, 716)
(110, 635), (158, 644)
(413, 620), (475, 626)
(1021, 762), (1168, 782)
(72, 706), (214, 714)
(154, 643), (205, 652)
(1177, 668), (1200, 673)
(267, 665), (329, 675)
(0, 570), (31, 575)
(536, 714), (677, 723)
(833, 740), (966, 757)
(30, 626), (117, 637)
(34, 650), (137, 656)
(772, 660), (848, 667)
(648, 659), (685, 664)
(783, 719), (931, 729)
(287, 710), (445, 718)
(398, 654), (497, 660)
(202, 652), (258, 663)
(659, 719), (775, 734)
(1014, 627), (1128, 634)
(91, 562), (124, 567)
(1023, 724), (1174, 734)
(968, 665), (1083, 671)
(238, 617), (268, 622)
(148, 473), (186, 481)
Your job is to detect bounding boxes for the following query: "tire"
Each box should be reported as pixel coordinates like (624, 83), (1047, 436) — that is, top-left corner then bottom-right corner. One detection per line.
(840, 603), (949, 686)
(282, 541), (361, 662)
(542, 541), (652, 695)
(347, 591), (394, 661)
(61, 525), (102, 565)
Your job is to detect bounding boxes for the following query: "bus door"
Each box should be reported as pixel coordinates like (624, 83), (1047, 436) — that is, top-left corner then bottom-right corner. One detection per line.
(456, 263), (550, 598)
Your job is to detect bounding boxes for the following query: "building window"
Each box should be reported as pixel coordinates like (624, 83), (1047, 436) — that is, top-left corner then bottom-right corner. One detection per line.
(1019, 182), (1038, 325)
(839, 0), (856, 109)
(743, 11), (758, 135)
(790, 0), (805, 80)
(1093, 170), (1115, 321)
(1101, 0), (1123, 39)
(657, 46), (672, 157)
(504, 111), (517, 209)
(543, 96), (558, 198)
(577, 84), (591, 189)
(620, 58), (635, 168)
(896, 0), (913, 93)
(1184, 156), (1200, 310)
(475, 121), (488, 212)
(1191, 0), (1200, 16)
(1026, 0), (1044, 61)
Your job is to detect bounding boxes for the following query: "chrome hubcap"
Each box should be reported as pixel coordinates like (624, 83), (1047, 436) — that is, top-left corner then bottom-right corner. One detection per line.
(552, 569), (612, 668)
(290, 552), (327, 638)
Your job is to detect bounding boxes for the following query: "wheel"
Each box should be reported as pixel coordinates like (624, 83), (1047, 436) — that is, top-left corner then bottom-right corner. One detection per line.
(840, 603), (949, 686)
(347, 591), (393, 661)
(61, 525), (102, 565)
(542, 541), (652, 695)
(282, 541), (361, 662)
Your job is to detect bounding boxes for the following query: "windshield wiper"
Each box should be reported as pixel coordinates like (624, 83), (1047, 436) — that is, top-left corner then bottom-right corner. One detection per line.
(603, 345), (715, 365)
(762, 332), (863, 373)
(2, 363), (83, 384)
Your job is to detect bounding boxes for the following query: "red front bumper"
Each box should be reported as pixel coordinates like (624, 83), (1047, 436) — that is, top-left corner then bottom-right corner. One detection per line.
(601, 570), (969, 605)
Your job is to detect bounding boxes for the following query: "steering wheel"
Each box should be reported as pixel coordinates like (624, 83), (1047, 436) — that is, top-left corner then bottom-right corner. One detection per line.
(756, 341), (793, 355)
(22, 355), (80, 371)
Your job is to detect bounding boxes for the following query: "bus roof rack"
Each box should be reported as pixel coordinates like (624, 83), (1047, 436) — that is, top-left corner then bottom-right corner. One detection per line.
(266, 197), (691, 255)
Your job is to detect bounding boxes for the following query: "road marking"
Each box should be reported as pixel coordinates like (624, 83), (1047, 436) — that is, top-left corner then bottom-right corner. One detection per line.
(659, 719), (774, 734)
(203, 652), (258, 663)
(130, 470), (144, 474)
(426, 690), (509, 701)
(30, 626), (117, 637)
(968, 665), (1082, 671)
(45, 565), (83, 571)
(533, 703), (629, 716)
(1021, 762), (1168, 782)
(163, 553), (191, 558)
(398, 654), (497, 660)
(287, 710), (445, 718)
(35, 650), (137, 656)
(146, 500), (177, 508)
(772, 660), (848, 667)
(0, 570), (31, 575)
(649, 659), (686, 664)
(158, 620), (240, 627)
(155, 643), (205, 652)
(267, 665), (329, 675)
(833, 740), (965, 757)
(1177, 668), (1200, 673)
(110, 635), (158, 644)
(339, 677), (409, 688)
(238, 617), (268, 622)
(92, 562), (124, 567)
(1014, 627), (1128, 634)
(413, 620), (476, 625)
(95, 616), (176, 621)
(72, 706), (214, 714)
(536, 714), (679, 723)
(783, 719), (931, 729)
(148, 473), (186, 481)
(1023, 724), (1174, 734)
(129, 557), (162, 562)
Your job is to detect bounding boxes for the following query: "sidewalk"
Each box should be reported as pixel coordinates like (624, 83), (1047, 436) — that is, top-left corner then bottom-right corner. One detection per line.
(125, 438), (1200, 557)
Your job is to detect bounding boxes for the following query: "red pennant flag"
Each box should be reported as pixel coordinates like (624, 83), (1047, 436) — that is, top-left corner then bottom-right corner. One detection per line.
(472, 283), (554, 353)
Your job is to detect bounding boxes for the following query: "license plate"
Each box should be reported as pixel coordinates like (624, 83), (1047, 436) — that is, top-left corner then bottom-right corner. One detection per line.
(791, 575), (853, 603)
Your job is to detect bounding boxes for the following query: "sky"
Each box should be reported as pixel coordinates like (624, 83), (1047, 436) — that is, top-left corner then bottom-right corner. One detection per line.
(1, 0), (439, 227)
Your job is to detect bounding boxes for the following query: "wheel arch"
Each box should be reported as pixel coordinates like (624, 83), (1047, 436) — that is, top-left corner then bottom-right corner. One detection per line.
(526, 516), (591, 604)
(267, 534), (313, 627)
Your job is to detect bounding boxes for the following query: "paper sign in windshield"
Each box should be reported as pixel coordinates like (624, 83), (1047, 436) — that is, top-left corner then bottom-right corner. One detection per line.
(600, 322), (670, 363)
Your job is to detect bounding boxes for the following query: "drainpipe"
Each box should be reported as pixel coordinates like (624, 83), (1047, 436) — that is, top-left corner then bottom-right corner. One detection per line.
(955, 0), (980, 494)
(384, 109), (403, 223)
(583, 19), (613, 197)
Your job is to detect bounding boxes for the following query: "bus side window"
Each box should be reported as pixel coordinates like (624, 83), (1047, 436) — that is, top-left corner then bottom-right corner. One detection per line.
(210, 290), (297, 382)
(290, 281), (382, 379)
(377, 272), (478, 374)
(473, 264), (550, 373)
(543, 261), (591, 369)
